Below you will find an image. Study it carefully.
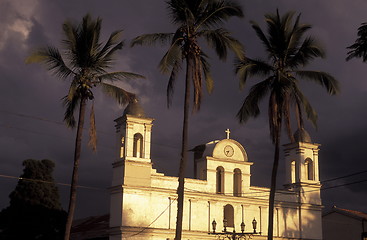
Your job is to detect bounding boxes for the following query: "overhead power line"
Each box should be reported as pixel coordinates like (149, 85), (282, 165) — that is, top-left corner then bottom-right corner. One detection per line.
(321, 169), (367, 183)
(0, 174), (106, 191)
(0, 109), (181, 150)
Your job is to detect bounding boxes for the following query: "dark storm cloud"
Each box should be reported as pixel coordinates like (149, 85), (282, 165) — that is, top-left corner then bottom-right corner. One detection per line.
(1, 0), (367, 218)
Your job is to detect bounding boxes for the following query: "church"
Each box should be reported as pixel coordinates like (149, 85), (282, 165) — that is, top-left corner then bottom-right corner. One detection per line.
(108, 100), (323, 240)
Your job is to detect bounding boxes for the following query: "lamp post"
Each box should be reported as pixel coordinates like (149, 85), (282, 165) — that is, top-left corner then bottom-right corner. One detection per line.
(209, 218), (261, 240)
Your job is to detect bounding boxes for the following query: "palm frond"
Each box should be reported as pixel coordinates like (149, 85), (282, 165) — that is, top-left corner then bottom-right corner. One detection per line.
(199, 28), (244, 60)
(26, 47), (75, 79)
(285, 14), (311, 58)
(268, 90), (283, 143)
(99, 82), (135, 105)
(62, 21), (78, 59)
(237, 77), (271, 123)
(280, 10), (295, 32)
(288, 37), (325, 68)
(73, 14), (103, 69)
(282, 92), (293, 141)
(250, 21), (273, 56)
(131, 33), (174, 47)
(295, 70), (339, 95)
(61, 94), (80, 128)
(265, 10), (295, 59)
(196, 0), (244, 29)
(201, 52), (214, 94)
(97, 71), (145, 82)
(192, 55), (203, 111)
(98, 30), (123, 59)
(235, 57), (273, 89)
(346, 22), (367, 61)
(159, 40), (183, 74)
(167, 59), (182, 108)
(95, 41), (124, 72)
(167, 0), (191, 24)
(292, 84), (318, 127)
(67, 78), (79, 101)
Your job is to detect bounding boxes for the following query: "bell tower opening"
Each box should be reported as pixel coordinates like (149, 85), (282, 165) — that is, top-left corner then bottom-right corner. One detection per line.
(133, 133), (144, 158)
(305, 158), (314, 180)
(291, 160), (296, 183)
(216, 166), (224, 194)
(233, 168), (242, 197)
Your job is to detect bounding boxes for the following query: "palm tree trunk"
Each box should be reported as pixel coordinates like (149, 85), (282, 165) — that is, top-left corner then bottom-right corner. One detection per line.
(64, 98), (86, 240)
(174, 57), (192, 240)
(267, 117), (281, 240)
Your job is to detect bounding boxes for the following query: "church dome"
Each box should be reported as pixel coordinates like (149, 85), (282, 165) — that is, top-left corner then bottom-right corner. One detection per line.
(123, 99), (145, 118)
(192, 138), (248, 162)
(293, 128), (312, 143)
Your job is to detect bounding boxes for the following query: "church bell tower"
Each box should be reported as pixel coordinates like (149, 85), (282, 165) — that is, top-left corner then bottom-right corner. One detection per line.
(283, 128), (322, 239)
(284, 128), (321, 202)
(109, 99), (154, 233)
(111, 99), (154, 187)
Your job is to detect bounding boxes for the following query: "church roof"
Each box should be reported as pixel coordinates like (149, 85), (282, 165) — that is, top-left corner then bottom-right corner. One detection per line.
(323, 206), (367, 221)
(293, 128), (312, 143)
(71, 214), (109, 240)
(123, 98), (145, 117)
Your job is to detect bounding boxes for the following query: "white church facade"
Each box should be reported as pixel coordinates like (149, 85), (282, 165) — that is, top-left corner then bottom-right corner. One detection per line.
(109, 101), (323, 240)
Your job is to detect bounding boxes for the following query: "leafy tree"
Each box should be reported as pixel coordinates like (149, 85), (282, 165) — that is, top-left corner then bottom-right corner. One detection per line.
(131, 0), (243, 239)
(26, 14), (144, 240)
(235, 10), (339, 240)
(0, 159), (66, 240)
(347, 22), (367, 61)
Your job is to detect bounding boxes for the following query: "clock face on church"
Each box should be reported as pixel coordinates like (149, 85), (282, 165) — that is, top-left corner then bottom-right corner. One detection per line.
(224, 145), (234, 157)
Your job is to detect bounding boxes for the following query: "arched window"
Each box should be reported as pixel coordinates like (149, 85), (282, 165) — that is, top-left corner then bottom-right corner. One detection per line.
(216, 167), (224, 194)
(133, 133), (144, 158)
(224, 204), (234, 227)
(305, 158), (314, 180)
(233, 169), (242, 197)
(291, 160), (296, 183)
(120, 137), (125, 158)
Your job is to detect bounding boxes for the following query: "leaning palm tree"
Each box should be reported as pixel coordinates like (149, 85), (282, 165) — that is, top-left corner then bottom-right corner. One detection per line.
(26, 14), (144, 240)
(131, 0), (243, 239)
(235, 10), (339, 240)
(347, 22), (367, 61)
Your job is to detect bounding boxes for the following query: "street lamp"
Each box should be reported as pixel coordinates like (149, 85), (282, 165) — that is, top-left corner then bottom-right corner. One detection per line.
(212, 219), (217, 233)
(252, 218), (257, 234)
(209, 218), (261, 240)
(240, 221), (245, 233)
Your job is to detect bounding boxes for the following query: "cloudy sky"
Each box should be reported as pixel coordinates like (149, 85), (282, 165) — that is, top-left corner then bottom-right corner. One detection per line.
(1, 0), (367, 219)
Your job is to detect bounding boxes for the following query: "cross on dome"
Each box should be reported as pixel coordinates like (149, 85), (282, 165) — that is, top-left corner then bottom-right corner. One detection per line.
(225, 129), (230, 139)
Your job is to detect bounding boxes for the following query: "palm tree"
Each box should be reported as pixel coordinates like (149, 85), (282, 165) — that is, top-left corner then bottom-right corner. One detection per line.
(235, 10), (339, 240)
(131, 0), (243, 239)
(347, 22), (367, 61)
(26, 14), (144, 240)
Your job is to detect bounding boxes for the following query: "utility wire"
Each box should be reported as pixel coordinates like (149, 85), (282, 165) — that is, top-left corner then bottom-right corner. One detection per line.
(0, 109), (181, 150)
(321, 170), (367, 183)
(0, 121), (178, 162)
(0, 174), (106, 191)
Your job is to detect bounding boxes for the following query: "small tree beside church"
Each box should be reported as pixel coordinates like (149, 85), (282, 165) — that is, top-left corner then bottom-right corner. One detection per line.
(0, 159), (66, 240)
